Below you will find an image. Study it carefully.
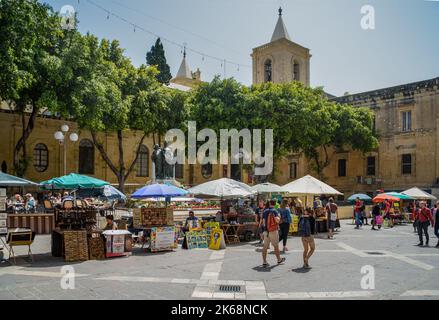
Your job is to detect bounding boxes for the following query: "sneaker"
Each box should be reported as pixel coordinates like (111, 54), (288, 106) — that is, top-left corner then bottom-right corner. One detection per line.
(262, 263), (269, 268)
(277, 257), (286, 265)
(417, 243), (424, 246)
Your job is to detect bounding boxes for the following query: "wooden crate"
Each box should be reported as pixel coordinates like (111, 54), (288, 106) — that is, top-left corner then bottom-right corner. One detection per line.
(63, 230), (88, 262)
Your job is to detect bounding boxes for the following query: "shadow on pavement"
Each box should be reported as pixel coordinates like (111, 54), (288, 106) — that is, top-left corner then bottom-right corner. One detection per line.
(292, 267), (312, 273)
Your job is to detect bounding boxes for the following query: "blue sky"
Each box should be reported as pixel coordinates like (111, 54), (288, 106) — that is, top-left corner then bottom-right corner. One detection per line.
(42, 0), (439, 96)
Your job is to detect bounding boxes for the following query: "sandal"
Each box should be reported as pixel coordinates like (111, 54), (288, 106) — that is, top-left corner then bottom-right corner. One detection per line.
(277, 257), (286, 265)
(262, 263), (269, 268)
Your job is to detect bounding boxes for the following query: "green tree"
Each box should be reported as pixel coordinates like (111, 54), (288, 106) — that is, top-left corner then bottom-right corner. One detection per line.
(60, 35), (169, 191)
(146, 38), (172, 85)
(0, 0), (64, 176)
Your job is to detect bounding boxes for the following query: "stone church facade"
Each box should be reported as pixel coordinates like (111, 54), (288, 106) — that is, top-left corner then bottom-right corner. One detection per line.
(0, 8), (438, 197)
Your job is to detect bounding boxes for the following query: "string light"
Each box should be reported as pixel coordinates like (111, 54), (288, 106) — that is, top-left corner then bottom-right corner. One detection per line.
(84, 0), (251, 70)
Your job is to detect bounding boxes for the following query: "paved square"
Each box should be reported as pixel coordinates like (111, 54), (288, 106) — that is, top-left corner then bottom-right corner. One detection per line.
(1, 220), (438, 300)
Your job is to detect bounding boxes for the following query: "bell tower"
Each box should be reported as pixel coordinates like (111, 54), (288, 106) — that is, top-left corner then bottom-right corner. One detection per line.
(251, 7), (311, 86)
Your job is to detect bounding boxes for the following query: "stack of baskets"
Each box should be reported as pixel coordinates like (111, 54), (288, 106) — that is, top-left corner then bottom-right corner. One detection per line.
(63, 230), (88, 262)
(88, 231), (105, 260)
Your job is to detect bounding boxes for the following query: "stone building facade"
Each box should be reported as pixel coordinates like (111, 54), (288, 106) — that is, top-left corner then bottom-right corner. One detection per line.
(1, 8), (438, 198)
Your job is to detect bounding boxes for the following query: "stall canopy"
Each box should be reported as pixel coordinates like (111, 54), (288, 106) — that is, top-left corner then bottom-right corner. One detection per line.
(385, 192), (414, 200)
(187, 178), (255, 199)
(282, 175), (343, 196)
(0, 172), (39, 187)
(347, 193), (372, 202)
(251, 182), (286, 194)
(141, 197), (204, 203)
(402, 187), (437, 200)
(373, 193), (400, 203)
(131, 183), (188, 199)
(75, 185), (127, 201)
(40, 173), (109, 189)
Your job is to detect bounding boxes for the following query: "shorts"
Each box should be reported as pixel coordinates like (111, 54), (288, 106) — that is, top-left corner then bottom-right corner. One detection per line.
(263, 231), (279, 247)
(328, 219), (336, 230)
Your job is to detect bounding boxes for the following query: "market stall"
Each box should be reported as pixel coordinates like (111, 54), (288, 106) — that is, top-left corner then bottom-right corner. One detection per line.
(282, 175), (343, 234)
(130, 183), (187, 252)
(187, 178), (257, 245)
(41, 173), (129, 261)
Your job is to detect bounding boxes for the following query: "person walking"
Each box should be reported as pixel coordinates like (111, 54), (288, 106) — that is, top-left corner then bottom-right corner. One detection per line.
(325, 198), (338, 239)
(416, 201), (434, 246)
(371, 203), (382, 230)
(278, 199), (292, 252)
(354, 197), (363, 229)
(433, 201), (439, 247)
(298, 207), (316, 269)
(261, 200), (286, 268)
(361, 201), (368, 225)
(255, 200), (265, 245)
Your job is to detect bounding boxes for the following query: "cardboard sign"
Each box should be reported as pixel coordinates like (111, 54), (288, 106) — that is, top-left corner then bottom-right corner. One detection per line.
(289, 214), (299, 234)
(150, 226), (177, 252)
(209, 228), (225, 250)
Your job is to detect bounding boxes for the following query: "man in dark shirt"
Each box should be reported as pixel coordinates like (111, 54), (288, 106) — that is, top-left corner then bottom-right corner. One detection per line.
(433, 201), (439, 247)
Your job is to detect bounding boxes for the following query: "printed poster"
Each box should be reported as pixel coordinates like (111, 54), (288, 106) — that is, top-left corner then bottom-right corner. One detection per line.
(209, 228), (226, 250)
(150, 226), (177, 252)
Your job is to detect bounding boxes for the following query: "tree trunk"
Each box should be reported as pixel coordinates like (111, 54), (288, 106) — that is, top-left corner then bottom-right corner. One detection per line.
(90, 131), (122, 189)
(13, 105), (38, 177)
(117, 130), (125, 192)
(91, 130), (147, 194)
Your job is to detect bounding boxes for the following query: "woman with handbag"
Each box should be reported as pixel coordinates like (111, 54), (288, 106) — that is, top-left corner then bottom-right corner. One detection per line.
(325, 198), (338, 239)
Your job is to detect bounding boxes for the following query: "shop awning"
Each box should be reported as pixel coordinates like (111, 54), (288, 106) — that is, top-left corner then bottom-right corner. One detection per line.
(40, 173), (109, 189)
(282, 175), (343, 196)
(0, 172), (39, 187)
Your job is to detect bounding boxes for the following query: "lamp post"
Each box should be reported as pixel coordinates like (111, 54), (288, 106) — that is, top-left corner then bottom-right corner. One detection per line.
(54, 125), (79, 175)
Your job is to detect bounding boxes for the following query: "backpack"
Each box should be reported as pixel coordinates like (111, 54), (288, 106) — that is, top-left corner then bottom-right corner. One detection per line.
(267, 211), (279, 232)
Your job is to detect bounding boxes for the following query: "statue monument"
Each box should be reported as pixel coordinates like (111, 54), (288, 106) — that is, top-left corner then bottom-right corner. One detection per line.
(151, 143), (175, 181)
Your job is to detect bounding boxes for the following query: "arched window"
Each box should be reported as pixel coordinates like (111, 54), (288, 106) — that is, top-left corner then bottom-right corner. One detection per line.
(293, 61), (300, 81)
(201, 163), (212, 179)
(79, 139), (94, 174)
(33, 143), (48, 172)
(136, 145), (149, 177)
(264, 59), (272, 82)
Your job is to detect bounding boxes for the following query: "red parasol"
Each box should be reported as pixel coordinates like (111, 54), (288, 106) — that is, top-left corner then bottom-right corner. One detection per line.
(372, 193), (400, 203)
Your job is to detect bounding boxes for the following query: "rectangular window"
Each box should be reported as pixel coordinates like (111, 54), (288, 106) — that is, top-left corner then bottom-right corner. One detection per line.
(366, 156), (376, 176)
(289, 162), (297, 179)
(402, 111), (412, 132)
(402, 154), (412, 175)
(338, 159), (347, 177)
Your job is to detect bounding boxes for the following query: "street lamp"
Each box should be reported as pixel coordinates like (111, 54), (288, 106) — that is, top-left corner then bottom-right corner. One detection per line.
(54, 125), (78, 175)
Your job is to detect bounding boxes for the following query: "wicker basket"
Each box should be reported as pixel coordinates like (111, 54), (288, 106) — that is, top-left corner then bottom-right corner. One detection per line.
(88, 232), (105, 260)
(63, 230), (89, 262)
